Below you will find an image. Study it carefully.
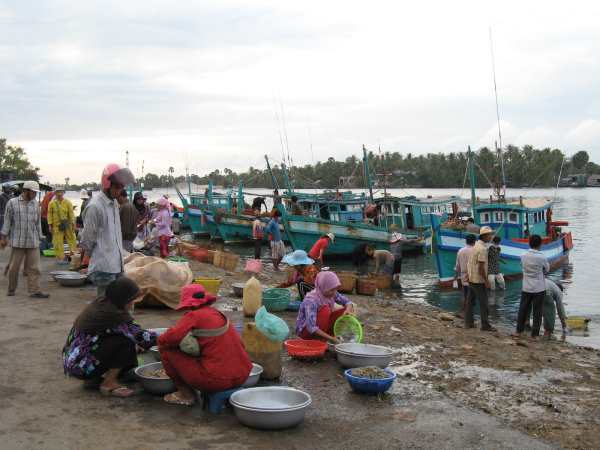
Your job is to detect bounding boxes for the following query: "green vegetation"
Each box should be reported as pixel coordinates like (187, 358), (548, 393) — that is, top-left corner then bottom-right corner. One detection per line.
(0, 139), (40, 181)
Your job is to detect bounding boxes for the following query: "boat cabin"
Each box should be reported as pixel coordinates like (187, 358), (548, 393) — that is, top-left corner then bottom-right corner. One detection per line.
(376, 195), (461, 231)
(475, 197), (554, 240)
(291, 190), (367, 223)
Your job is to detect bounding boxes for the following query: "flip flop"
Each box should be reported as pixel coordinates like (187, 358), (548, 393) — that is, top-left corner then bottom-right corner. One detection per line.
(100, 385), (135, 398)
(164, 392), (195, 406)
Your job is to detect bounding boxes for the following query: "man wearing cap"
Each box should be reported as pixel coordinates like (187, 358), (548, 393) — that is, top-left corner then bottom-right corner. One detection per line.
(0, 181), (49, 298)
(81, 164), (135, 296)
(48, 186), (77, 263)
(464, 226), (495, 331)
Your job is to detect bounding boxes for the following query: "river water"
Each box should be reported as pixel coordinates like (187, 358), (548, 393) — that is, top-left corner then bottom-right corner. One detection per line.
(66, 186), (599, 347)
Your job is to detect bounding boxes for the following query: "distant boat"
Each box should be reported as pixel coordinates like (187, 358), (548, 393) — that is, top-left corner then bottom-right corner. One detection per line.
(431, 149), (573, 286)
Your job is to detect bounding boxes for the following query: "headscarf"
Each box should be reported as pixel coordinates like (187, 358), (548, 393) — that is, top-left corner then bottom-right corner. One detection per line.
(176, 284), (217, 310)
(73, 278), (140, 333)
(133, 192), (149, 220)
(302, 271), (341, 307)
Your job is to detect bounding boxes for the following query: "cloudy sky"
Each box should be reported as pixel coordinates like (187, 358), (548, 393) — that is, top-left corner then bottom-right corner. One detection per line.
(2, 0), (600, 184)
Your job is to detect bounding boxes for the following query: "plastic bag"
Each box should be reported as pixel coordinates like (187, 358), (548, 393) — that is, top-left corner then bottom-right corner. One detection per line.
(452, 279), (459, 289)
(245, 259), (262, 274)
(255, 306), (289, 342)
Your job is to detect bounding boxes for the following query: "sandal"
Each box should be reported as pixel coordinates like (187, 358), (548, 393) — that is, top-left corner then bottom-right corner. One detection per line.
(100, 385), (135, 398)
(164, 392), (195, 406)
(30, 292), (50, 299)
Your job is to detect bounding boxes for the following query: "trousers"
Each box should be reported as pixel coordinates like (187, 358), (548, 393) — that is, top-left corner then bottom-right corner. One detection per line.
(8, 247), (41, 294)
(300, 305), (347, 339)
(465, 283), (492, 330)
(52, 227), (77, 261)
(516, 291), (545, 337)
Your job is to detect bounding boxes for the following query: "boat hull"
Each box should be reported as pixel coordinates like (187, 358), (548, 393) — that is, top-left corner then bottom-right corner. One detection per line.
(286, 217), (391, 255)
(433, 228), (569, 287)
(185, 205), (211, 236)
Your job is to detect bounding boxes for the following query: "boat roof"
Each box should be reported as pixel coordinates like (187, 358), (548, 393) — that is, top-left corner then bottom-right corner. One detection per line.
(475, 197), (553, 212)
(375, 195), (462, 205)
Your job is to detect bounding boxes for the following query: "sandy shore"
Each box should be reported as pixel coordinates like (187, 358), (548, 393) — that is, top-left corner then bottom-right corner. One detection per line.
(1, 250), (599, 449)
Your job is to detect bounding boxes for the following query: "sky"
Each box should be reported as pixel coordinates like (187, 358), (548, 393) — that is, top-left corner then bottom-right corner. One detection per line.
(2, 0), (600, 184)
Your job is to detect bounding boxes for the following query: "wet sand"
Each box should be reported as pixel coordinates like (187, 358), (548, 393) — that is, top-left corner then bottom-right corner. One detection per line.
(1, 251), (598, 449)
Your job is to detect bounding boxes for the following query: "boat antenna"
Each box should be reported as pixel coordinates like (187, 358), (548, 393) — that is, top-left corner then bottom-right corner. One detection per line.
(489, 27), (506, 198)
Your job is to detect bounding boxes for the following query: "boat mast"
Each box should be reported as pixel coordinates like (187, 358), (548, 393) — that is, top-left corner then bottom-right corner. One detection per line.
(237, 182), (244, 215)
(281, 162), (294, 195)
(468, 146), (477, 217)
(490, 27), (506, 198)
(186, 166), (192, 197)
(264, 155), (280, 191)
(362, 145), (374, 202)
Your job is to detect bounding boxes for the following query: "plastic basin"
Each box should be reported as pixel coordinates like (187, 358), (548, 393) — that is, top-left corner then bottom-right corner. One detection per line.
(344, 368), (397, 394)
(284, 339), (327, 359)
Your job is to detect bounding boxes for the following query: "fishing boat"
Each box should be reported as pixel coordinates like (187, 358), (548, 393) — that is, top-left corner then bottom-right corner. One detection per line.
(174, 181), (230, 238)
(431, 148), (573, 286)
(374, 195), (462, 251)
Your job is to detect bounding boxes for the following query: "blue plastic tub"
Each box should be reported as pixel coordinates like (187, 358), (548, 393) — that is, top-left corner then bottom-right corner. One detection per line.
(344, 368), (396, 394)
(287, 300), (302, 312)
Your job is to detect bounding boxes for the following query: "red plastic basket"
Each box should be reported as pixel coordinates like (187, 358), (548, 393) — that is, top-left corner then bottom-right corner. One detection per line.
(284, 339), (327, 359)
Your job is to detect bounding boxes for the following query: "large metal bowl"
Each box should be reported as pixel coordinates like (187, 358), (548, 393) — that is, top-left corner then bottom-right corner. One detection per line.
(134, 361), (176, 395)
(55, 274), (87, 287)
(230, 387), (311, 430)
(335, 343), (393, 368)
(50, 270), (77, 281)
(242, 363), (264, 388)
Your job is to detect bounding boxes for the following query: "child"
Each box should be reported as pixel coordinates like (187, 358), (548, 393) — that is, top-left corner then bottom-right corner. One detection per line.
(487, 235), (505, 290)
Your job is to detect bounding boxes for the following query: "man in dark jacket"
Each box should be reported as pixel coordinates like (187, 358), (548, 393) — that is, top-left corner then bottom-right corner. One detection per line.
(117, 190), (139, 252)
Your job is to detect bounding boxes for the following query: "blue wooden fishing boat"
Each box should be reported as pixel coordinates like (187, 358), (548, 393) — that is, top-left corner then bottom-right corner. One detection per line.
(174, 181), (229, 238)
(374, 195), (462, 251)
(431, 148), (573, 286)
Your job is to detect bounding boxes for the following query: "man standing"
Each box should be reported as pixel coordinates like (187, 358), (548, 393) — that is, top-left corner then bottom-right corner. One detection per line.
(48, 186), (77, 263)
(251, 209), (264, 260)
(454, 234), (476, 318)
(117, 190), (138, 253)
(81, 164), (135, 296)
(39, 190), (55, 244)
(265, 209), (285, 271)
(515, 234), (549, 338)
(0, 181), (49, 298)
(464, 226), (496, 331)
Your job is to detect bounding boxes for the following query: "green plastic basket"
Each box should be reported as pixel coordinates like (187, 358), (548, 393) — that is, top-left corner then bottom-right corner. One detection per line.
(334, 315), (363, 343)
(262, 288), (291, 312)
(42, 249), (55, 257)
(167, 256), (188, 263)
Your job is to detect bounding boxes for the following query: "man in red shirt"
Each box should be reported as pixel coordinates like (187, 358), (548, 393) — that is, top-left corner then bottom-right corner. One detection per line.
(40, 190), (55, 243)
(308, 233), (335, 266)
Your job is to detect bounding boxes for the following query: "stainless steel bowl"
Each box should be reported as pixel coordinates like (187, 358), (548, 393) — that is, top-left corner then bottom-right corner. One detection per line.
(335, 343), (393, 368)
(242, 363), (264, 388)
(55, 274), (87, 287)
(50, 270), (77, 281)
(134, 362), (176, 395)
(230, 387), (311, 430)
(232, 282), (245, 298)
(149, 346), (161, 361)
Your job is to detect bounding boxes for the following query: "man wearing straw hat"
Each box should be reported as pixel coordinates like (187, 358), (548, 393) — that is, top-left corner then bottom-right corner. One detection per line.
(464, 226), (496, 331)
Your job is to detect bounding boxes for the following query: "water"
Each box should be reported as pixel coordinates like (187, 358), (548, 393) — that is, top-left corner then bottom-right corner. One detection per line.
(64, 186), (599, 347)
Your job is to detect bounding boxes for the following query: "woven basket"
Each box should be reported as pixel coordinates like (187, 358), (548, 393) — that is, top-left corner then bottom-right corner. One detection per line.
(369, 273), (392, 289)
(337, 271), (357, 293)
(356, 277), (377, 296)
(206, 250), (215, 264)
(220, 252), (239, 271)
(213, 250), (223, 267)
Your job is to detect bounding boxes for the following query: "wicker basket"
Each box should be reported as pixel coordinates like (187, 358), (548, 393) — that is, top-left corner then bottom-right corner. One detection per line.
(220, 252), (239, 272)
(356, 277), (377, 296)
(206, 250), (215, 264)
(337, 271), (357, 293)
(369, 273), (392, 290)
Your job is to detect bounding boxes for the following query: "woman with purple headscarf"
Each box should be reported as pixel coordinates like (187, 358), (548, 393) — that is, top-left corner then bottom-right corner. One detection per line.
(295, 271), (355, 343)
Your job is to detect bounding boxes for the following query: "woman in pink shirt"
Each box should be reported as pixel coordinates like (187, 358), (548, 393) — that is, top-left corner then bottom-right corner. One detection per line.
(153, 197), (173, 258)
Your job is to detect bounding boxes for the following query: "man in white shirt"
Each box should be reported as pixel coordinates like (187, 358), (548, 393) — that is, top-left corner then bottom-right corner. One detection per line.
(515, 234), (549, 338)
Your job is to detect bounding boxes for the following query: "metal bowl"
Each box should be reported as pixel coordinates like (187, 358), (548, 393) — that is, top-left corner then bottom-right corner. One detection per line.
(134, 361), (176, 395)
(232, 282), (245, 298)
(242, 363), (264, 388)
(335, 343), (393, 369)
(230, 387), (311, 430)
(55, 274), (87, 287)
(50, 270), (78, 281)
(149, 346), (161, 361)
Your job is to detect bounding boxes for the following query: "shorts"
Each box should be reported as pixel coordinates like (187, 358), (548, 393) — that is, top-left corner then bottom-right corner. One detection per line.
(270, 241), (286, 260)
(88, 271), (123, 296)
(393, 258), (402, 275)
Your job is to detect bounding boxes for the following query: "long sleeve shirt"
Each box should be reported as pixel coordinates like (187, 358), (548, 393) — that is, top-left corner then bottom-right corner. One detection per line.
(48, 198), (75, 228)
(454, 245), (474, 285)
(521, 249), (549, 293)
(81, 192), (124, 275)
(1, 195), (42, 249)
(545, 279), (567, 326)
(153, 209), (173, 238)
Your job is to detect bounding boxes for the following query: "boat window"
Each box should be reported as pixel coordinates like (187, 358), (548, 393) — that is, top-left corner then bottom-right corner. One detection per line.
(481, 212), (490, 223)
(508, 212), (518, 223)
(494, 211), (504, 222)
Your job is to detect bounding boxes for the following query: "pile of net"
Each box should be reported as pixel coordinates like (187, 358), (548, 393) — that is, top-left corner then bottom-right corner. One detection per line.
(124, 253), (193, 309)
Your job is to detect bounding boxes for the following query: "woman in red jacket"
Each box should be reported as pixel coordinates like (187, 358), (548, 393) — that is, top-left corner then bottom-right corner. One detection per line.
(158, 284), (252, 406)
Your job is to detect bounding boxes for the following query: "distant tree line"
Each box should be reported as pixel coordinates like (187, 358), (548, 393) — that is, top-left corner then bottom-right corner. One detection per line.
(1, 137), (597, 190)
